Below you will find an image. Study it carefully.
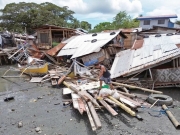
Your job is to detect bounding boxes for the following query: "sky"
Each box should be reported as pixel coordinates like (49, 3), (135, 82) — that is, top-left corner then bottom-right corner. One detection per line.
(0, 0), (180, 28)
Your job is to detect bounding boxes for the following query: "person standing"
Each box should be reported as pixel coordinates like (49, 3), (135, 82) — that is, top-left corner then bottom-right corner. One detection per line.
(94, 63), (114, 90)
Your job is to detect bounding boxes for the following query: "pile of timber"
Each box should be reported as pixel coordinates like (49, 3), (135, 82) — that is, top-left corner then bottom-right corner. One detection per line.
(59, 72), (165, 131)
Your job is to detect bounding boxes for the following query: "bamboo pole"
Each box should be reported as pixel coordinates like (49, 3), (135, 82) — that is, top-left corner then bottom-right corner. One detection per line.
(162, 104), (180, 129)
(83, 76), (162, 94)
(111, 81), (162, 94)
(108, 96), (136, 117)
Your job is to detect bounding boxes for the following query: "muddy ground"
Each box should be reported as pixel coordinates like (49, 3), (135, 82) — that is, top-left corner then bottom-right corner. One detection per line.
(0, 66), (180, 135)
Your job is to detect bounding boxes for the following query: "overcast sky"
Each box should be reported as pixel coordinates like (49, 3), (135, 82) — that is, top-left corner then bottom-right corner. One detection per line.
(1, 0), (180, 28)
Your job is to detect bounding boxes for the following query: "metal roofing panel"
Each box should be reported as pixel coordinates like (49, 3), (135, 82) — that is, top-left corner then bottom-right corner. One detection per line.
(131, 55), (142, 67)
(110, 49), (134, 78)
(58, 31), (120, 57)
(62, 36), (77, 44)
(110, 34), (180, 78)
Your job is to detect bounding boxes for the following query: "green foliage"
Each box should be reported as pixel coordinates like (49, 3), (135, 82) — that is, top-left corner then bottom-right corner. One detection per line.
(52, 41), (59, 47)
(175, 20), (180, 25)
(91, 11), (139, 32)
(90, 22), (114, 33)
(0, 2), (76, 34)
(0, 3), (139, 34)
(80, 21), (91, 31)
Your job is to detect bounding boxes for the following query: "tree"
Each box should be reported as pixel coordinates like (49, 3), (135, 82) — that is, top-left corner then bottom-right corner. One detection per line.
(112, 11), (139, 29)
(90, 11), (139, 33)
(80, 21), (91, 31)
(90, 22), (114, 33)
(175, 20), (180, 25)
(0, 2), (76, 34)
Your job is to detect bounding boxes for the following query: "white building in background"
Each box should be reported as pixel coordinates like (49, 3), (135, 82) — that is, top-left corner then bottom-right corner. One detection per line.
(136, 14), (178, 30)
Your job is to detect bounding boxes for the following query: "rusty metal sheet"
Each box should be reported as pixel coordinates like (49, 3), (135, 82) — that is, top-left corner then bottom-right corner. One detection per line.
(132, 39), (144, 49)
(46, 43), (66, 56)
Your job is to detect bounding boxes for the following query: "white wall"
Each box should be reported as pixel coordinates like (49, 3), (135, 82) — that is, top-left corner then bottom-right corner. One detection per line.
(139, 19), (169, 29)
(174, 24), (180, 28)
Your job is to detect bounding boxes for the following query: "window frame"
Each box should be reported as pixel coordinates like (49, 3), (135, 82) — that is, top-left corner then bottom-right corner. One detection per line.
(158, 19), (165, 24)
(143, 20), (150, 25)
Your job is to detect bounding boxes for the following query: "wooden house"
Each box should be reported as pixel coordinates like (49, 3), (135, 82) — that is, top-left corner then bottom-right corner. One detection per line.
(35, 25), (76, 49)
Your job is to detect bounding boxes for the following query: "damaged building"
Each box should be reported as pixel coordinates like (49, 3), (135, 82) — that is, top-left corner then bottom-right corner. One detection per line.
(110, 32), (180, 88)
(57, 30), (128, 68)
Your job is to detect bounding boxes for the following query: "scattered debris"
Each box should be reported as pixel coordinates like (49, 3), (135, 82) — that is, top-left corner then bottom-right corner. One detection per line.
(35, 127), (42, 133)
(18, 121), (23, 128)
(4, 96), (14, 102)
(1, 28), (180, 132)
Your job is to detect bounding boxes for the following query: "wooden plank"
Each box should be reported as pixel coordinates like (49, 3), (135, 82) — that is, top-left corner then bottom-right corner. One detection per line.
(78, 91), (100, 107)
(83, 101), (97, 131)
(63, 88), (72, 95)
(119, 98), (137, 108)
(77, 98), (86, 115)
(119, 93), (141, 107)
(98, 99), (118, 116)
(87, 101), (102, 129)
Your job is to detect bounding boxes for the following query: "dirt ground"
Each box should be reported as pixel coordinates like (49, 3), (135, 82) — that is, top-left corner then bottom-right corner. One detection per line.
(0, 66), (180, 135)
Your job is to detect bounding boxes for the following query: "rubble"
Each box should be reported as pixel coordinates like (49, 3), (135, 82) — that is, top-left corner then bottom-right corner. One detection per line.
(1, 28), (180, 133)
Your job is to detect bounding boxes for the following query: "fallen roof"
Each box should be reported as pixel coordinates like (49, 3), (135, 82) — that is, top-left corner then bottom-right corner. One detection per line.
(110, 33), (180, 78)
(57, 31), (121, 58)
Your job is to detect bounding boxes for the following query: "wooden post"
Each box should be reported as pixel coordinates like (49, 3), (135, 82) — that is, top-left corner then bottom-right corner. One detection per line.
(49, 27), (52, 48)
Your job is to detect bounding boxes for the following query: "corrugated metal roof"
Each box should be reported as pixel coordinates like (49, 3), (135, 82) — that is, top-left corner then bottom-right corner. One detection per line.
(110, 33), (180, 78)
(57, 31), (121, 58)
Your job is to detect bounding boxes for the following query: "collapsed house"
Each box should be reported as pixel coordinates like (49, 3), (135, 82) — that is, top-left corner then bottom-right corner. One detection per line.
(110, 32), (180, 88)
(57, 30), (127, 68)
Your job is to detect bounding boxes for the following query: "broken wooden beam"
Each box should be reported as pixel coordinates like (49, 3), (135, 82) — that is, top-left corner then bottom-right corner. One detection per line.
(83, 101), (97, 131)
(87, 101), (102, 129)
(119, 93), (141, 107)
(63, 81), (100, 107)
(98, 99), (118, 116)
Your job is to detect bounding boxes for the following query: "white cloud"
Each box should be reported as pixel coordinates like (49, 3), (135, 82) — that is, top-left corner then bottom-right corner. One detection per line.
(56, 0), (88, 14)
(140, 0), (180, 22)
(111, 0), (142, 13)
(146, 7), (176, 16)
